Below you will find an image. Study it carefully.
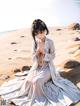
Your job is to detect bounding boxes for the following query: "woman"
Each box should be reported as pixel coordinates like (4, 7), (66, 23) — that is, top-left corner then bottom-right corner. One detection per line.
(0, 19), (80, 106)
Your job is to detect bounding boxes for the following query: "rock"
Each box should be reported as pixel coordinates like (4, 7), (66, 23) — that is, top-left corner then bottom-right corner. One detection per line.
(74, 37), (80, 41)
(11, 42), (17, 44)
(9, 101), (16, 106)
(68, 23), (80, 30)
(8, 58), (12, 60)
(64, 60), (80, 68)
(20, 35), (25, 38)
(56, 29), (62, 31)
(22, 65), (32, 71)
(60, 65), (80, 84)
(0, 74), (10, 80)
(13, 49), (17, 51)
(13, 68), (21, 73)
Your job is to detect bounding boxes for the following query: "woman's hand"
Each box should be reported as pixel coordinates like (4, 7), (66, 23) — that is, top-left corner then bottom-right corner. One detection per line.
(37, 47), (45, 55)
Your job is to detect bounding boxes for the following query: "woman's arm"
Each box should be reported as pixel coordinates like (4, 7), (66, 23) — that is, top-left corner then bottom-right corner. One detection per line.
(43, 40), (55, 62)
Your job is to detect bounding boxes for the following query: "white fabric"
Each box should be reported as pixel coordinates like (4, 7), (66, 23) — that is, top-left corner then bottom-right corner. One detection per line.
(0, 37), (80, 106)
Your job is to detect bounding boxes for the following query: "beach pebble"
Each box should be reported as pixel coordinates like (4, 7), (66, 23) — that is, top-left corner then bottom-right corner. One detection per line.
(0, 74), (10, 80)
(20, 35), (25, 38)
(64, 60), (80, 68)
(56, 29), (62, 31)
(8, 58), (12, 60)
(22, 65), (31, 71)
(11, 42), (17, 44)
(13, 68), (21, 73)
(67, 23), (80, 30)
(13, 49), (17, 51)
(74, 37), (80, 41)
(9, 101), (16, 106)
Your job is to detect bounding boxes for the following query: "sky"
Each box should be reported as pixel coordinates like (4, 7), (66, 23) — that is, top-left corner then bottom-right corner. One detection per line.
(0, 0), (80, 32)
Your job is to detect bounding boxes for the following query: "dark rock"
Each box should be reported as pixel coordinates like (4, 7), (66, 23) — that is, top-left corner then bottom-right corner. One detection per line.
(0, 74), (10, 80)
(20, 35), (25, 38)
(8, 58), (12, 60)
(22, 66), (31, 71)
(14, 68), (21, 73)
(64, 60), (80, 68)
(11, 42), (17, 44)
(60, 65), (80, 85)
(14, 49), (17, 51)
(9, 101), (16, 105)
(68, 23), (80, 30)
(74, 37), (80, 41)
(56, 29), (62, 31)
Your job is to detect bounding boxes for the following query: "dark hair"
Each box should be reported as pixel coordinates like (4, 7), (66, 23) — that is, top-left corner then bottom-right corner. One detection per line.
(31, 19), (49, 49)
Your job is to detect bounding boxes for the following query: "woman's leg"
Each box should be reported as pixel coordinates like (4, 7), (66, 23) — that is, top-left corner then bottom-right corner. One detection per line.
(32, 68), (51, 98)
(18, 66), (51, 99)
(18, 70), (37, 97)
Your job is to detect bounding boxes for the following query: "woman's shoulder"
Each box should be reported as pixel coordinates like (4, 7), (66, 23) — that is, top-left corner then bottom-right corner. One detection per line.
(46, 36), (55, 49)
(46, 35), (54, 44)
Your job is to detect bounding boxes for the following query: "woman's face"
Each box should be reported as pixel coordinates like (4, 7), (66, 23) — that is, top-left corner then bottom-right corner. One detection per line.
(35, 30), (46, 41)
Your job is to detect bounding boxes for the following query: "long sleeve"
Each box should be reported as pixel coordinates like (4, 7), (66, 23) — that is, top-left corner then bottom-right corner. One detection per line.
(43, 40), (55, 62)
(32, 41), (38, 62)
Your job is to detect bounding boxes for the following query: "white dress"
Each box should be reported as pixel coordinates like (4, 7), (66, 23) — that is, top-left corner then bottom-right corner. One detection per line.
(0, 37), (80, 106)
